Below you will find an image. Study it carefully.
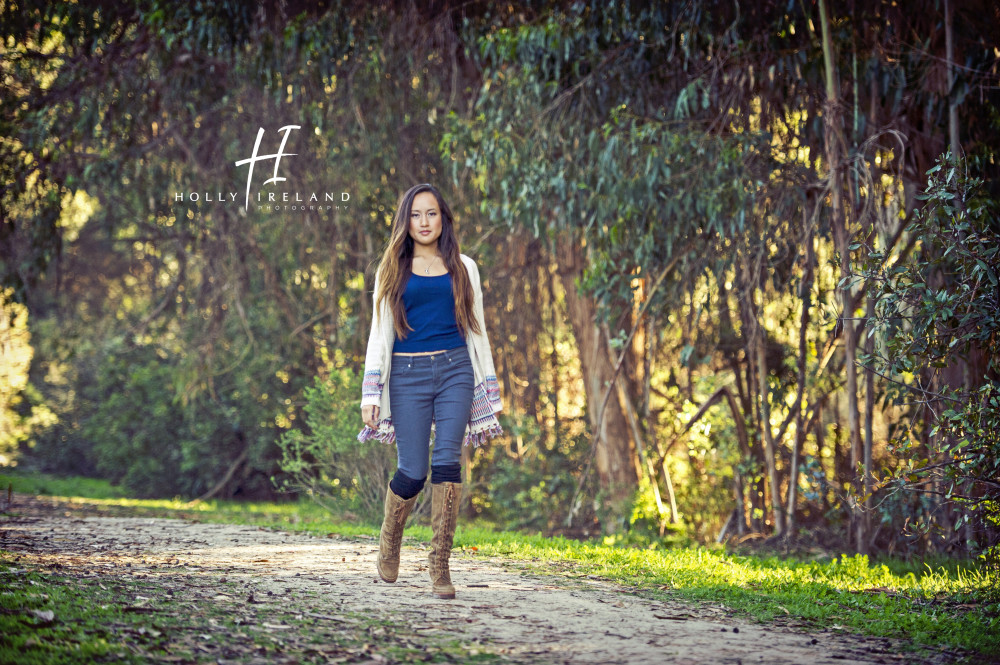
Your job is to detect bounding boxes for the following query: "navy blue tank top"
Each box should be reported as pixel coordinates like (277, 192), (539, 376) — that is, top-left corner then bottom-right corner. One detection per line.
(393, 272), (466, 353)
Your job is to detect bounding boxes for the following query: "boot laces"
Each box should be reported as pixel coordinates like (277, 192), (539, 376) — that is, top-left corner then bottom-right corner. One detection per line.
(384, 502), (408, 559)
(432, 485), (457, 578)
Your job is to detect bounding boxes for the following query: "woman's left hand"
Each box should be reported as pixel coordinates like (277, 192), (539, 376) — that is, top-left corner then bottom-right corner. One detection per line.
(361, 404), (380, 429)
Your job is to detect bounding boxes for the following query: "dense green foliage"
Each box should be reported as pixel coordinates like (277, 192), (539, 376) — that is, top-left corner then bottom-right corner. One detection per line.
(860, 154), (1000, 561)
(276, 364), (397, 519)
(2, 0), (999, 559)
(442, 0), (1000, 552)
(3, 0), (462, 499)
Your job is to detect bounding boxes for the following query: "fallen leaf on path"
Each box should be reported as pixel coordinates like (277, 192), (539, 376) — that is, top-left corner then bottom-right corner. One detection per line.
(28, 609), (55, 624)
(303, 612), (355, 623)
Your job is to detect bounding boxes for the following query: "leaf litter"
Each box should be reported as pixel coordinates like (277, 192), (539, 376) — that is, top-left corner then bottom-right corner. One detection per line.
(0, 495), (974, 664)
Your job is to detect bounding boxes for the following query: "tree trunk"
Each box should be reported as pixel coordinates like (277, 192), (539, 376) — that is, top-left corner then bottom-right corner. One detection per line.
(718, 273), (762, 532)
(734, 262), (769, 534)
(756, 326), (784, 537)
(723, 387), (752, 536)
(814, 402), (829, 511)
(944, 0), (960, 157)
(556, 235), (638, 520)
(547, 262), (561, 448)
(787, 221), (815, 536)
(523, 239), (543, 419)
(863, 293), (875, 552)
(818, 0), (865, 552)
(605, 322), (669, 522)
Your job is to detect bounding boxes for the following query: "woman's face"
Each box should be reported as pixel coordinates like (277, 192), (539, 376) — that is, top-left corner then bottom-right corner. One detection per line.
(408, 191), (443, 250)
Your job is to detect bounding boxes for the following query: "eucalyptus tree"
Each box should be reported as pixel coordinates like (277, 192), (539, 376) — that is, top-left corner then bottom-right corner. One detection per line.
(445, 0), (1000, 541)
(812, 0), (1000, 551)
(2, 0), (350, 494)
(859, 155), (1000, 560)
(443, 1), (775, 524)
(0, 0), (487, 497)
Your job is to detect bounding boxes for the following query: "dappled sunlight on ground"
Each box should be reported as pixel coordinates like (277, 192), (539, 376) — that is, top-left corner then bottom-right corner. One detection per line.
(1, 495), (959, 665)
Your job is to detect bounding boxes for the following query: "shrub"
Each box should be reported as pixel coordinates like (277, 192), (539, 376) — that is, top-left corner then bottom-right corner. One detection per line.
(860, 153), (1000, 565)
(276, 367), (398, 522)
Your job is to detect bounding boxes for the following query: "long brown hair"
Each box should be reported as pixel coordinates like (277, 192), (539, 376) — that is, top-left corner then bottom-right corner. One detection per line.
(374, 184), (481, 339)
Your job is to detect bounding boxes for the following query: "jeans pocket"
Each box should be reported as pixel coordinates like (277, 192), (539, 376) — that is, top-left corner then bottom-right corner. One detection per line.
(453, 357), (474, 386)
(390, 358), (412, 377)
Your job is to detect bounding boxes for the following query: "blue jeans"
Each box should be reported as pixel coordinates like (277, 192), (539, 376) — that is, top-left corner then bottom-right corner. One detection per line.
(389, 346), (474, 481)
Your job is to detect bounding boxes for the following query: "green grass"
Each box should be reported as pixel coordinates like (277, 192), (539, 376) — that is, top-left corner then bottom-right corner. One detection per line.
(454, 529), (998, 654)
(0, 561), (507, 664)
(0, 470), (130, 500)
(1, 564), (160, 665)
(3, 468), (999, 660)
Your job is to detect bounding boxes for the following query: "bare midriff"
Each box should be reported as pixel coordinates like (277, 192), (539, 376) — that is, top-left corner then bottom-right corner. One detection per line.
(392, 349), (449, 357)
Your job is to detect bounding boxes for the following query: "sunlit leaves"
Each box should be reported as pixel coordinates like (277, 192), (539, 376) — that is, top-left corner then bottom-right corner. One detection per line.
(859, 153), (1000, 558)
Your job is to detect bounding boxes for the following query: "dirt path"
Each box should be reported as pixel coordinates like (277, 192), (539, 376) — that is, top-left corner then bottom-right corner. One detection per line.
(1, 498), (955, 664)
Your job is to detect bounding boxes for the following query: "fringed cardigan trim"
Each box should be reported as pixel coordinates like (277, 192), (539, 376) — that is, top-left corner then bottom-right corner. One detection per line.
(357, 254), (503, 447)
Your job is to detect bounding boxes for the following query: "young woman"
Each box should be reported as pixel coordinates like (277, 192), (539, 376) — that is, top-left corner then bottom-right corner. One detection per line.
(358, 183), (502, 599)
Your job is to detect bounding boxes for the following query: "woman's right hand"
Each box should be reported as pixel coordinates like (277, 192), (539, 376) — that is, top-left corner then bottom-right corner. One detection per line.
(361, 404), (380, 429)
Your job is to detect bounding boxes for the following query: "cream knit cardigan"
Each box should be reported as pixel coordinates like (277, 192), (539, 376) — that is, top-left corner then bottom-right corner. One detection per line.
(357, 254), (503, 447)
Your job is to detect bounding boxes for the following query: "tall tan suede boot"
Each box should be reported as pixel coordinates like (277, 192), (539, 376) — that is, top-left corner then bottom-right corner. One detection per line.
(377, 482), (418, 583)
(428, 481), (461, 599)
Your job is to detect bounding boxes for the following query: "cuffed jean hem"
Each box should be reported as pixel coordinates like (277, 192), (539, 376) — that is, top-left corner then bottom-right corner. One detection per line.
(431, 463), (462, 484)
